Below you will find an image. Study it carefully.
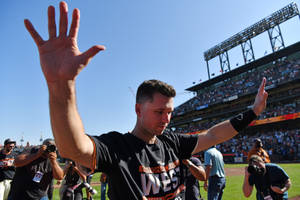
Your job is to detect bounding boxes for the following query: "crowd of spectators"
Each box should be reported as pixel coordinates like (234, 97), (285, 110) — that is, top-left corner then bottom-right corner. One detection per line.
(170, 56), (300, 163)
(173, 57), (300, 116)
(217, 129), (300, 163)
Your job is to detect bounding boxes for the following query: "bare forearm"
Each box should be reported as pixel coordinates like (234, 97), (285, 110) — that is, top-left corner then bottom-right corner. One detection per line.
(14, 153), (41, 167)
(281, 179), (291, 193)
(242, 175), (252, 197)
(50, 159), (64, 180)
(74, 166), (87, 182)
(193, 120), (237, 154)
(189, 164), (206, 181)
(48, 81), (94, 168)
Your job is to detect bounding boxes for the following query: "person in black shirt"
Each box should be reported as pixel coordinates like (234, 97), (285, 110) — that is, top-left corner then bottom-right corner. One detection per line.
(24, 1), (268, 199)
(183, 157), (206, 200)
(8, 139), (64, 200)
(0, 139), (16, 200)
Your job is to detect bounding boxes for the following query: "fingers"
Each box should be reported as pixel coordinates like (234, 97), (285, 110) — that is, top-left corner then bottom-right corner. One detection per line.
(69, 8), (80, 38)
(59, 1), (68, 37)
(258, 77), (266, 94)
(48, 5), (57, 39)
(81, 45), (106, 63)
(24, 19), (44, 46)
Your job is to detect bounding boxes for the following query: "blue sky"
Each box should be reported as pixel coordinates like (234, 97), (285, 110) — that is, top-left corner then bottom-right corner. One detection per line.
(1, 0), (300, 145)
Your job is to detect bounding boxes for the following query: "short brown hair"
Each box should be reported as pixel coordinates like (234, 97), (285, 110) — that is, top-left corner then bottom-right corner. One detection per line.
(136, 80), (176, 103)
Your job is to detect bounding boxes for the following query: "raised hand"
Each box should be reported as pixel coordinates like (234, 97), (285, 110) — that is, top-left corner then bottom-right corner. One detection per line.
(24, 1), (105, 83)
(252, 77), (268, 116)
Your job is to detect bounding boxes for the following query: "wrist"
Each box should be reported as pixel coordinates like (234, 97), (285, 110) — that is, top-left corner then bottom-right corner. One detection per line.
(230, 109), (257, 132)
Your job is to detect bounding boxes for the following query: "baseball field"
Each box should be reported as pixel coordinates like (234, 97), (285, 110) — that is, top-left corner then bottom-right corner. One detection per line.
(52, 163), (300, 200)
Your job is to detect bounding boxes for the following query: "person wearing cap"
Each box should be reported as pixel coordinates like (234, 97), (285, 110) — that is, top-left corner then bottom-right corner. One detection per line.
(8, 139), (64, 200)
(247, 138), (270, 163)
(0, 139), (16, 200)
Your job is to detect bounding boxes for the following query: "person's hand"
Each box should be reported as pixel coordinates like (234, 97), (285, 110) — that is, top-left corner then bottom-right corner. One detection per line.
(270, 186), (284, 194)
(38, 145), (47, 156)
(24, 1), (105, 83)
(48, 151), (57, 161)
(204, 181), (208, 191)
(252, 77), (268, 116)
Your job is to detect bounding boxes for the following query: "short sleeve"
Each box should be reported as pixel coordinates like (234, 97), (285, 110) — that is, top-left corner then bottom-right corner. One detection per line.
(169, 133), (198, 159)
(89, 132), (124, 173)
(204, 151), (212, 166)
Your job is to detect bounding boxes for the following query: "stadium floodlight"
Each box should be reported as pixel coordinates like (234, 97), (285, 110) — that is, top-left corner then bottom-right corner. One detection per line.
(204, 2), (299, 61)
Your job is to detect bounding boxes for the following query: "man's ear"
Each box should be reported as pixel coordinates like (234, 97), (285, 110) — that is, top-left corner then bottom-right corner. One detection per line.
(135, 103), (141, 117)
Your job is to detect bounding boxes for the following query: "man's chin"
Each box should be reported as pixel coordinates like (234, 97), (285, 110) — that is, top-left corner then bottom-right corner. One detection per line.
(155, 128), (165, 135)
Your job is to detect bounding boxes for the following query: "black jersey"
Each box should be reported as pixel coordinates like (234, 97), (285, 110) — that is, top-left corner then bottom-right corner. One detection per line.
(0, 150), (17, 181)
(91, 132), (198, 200)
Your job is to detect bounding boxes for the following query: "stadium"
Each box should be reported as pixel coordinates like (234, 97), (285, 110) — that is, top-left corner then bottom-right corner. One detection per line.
(2, 2), (300, 200)
(168, 2), (300, 199)
(170, 2), (300, 164)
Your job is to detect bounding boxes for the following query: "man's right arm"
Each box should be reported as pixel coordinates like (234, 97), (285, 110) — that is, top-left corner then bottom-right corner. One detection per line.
(242, 167), (253, 198)
(14, 146), (45, 167)
(24, 2), (105, 169)
(48, 81), (95, 169)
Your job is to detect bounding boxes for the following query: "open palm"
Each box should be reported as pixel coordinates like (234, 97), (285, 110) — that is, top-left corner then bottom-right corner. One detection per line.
(24, 1), (105, 83)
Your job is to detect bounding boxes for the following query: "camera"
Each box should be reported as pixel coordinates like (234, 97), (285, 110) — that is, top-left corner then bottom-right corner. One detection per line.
(247, 163), (264, 175)
(83, 182), (97, 195)
(45, 144), (57, 153)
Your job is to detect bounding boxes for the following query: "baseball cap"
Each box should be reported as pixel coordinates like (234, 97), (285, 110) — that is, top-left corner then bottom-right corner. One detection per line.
(4, 138), (16, 146)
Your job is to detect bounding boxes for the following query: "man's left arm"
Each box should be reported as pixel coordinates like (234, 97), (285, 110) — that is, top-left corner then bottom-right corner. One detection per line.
(192, 78), (268, 154)
(48, 152), (64, 180)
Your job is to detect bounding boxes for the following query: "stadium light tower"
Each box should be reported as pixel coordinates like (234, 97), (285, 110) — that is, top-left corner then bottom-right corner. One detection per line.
(204, 2), (300, 79)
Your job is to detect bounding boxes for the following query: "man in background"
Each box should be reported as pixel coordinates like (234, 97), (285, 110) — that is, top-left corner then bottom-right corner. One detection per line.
(247, 138), (270, 163)
(204, 146), (226, 200)
(0, 139), (17, 200)
(8, 139), (63, 200)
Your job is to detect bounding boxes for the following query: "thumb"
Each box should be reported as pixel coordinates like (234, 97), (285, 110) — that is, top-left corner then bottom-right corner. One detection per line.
(82, 45), (106, 61)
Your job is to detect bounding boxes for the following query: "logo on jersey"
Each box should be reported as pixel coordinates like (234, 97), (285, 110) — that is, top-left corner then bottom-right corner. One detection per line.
(139, 160), (185, 199)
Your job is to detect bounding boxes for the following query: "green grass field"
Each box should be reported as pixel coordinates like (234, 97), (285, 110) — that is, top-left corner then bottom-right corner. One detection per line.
(52, 163), (300, 200)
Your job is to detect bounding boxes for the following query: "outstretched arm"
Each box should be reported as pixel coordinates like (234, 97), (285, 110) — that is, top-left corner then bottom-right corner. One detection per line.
(24, 1), (105, 169)
(192, 78), (268, 154)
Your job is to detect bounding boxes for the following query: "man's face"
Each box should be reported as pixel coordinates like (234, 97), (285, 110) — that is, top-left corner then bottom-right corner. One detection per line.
(250, 161), (266, 175)
(4, 143), (15, 153)
(136, 92), (174, 136)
